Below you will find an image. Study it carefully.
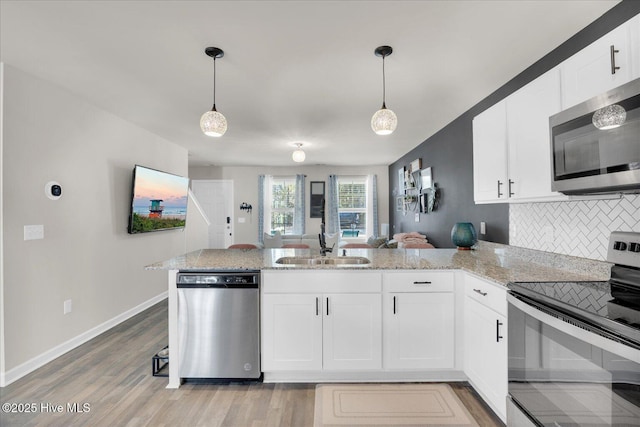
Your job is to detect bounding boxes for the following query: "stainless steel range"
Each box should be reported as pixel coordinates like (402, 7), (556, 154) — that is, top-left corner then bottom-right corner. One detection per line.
(507, 231), (640, 426)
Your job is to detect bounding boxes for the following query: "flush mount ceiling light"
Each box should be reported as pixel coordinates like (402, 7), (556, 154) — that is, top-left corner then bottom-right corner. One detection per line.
(292, 143), (306, 163)
(371, 45), (397, 136)
(592, 104), (627, 130)
(200, 47), (228, 137)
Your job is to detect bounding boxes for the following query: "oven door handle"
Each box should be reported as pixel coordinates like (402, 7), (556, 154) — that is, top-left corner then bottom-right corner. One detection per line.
(507, 293), (640, 362)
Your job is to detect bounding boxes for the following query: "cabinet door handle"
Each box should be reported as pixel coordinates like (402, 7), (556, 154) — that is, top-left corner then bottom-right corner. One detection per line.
(473, 288), (488, 297)
(496, 319), (504, 342)
(610, 45), (620, 75)
(393, 296), (397, 314)
(326, 297), (329, 316)
(508, 179), (515, 197)
(316, 297), (319, 316)
(413, 281), (431, 285)
(497, 180), (503, 198)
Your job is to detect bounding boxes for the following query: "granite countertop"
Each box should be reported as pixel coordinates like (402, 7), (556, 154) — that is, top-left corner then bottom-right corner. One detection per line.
(146, 241), (612, 286)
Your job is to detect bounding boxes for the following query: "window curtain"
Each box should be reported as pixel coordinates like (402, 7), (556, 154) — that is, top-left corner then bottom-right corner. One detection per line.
(326, 175), (340, 234)
(258, 175), (274, 243)
(293, 174), (306, 235)
(370, 174), (379, 238)
(258, 175), (265, 244)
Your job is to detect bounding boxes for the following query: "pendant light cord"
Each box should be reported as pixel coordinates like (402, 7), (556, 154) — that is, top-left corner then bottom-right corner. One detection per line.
(381, 55), (387, 109)
(212, 57), (217, 111)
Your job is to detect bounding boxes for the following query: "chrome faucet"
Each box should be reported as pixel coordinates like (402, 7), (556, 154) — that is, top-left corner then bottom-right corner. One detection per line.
(319, 222), (334, 256)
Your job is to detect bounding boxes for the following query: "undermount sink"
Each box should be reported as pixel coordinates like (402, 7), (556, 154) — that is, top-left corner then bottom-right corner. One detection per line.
(275, 256), (370, 266)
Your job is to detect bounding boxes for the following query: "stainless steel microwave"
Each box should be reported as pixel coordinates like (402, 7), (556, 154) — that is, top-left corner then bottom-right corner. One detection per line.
(549, 78), (640, 195)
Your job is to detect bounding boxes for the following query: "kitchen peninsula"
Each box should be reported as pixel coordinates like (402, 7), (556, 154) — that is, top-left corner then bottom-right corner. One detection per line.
(147, 241), (611, 422)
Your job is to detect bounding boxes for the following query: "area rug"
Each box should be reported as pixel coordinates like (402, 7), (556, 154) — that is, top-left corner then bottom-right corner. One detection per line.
(313, 384), (480, 426)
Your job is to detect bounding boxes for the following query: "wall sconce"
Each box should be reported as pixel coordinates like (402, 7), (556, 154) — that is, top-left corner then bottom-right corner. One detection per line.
(240, 202), (252, 214)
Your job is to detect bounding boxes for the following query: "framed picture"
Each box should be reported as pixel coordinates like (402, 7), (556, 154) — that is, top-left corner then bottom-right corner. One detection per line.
(421, 167), (433, 189)
(398, 167), (405, 194)
(410, 158), (422, 173)
(396, 196), (404, 212)
(310, 181), (325, 218)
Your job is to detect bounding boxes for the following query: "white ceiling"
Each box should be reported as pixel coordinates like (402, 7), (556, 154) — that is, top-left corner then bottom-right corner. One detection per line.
(0, 0), (619, 167)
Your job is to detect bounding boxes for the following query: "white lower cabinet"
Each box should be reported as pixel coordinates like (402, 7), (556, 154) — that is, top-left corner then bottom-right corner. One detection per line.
(261, 293), (323, 371)
(464, 275), (507, 422)
(262, 292), (382, 371)
(262, 269), (509, 422)
(261, 271), (382, 372)
(383, 271), (455, 369)
(323, 293), (382, 370)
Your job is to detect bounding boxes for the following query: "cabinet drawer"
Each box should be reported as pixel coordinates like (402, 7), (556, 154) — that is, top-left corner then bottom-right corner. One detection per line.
(465, 274), (507, 316)
(383, 271), (454, 293)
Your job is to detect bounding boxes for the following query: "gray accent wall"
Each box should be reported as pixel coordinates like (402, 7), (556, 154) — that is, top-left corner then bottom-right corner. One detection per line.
(389, 1), (640, 249)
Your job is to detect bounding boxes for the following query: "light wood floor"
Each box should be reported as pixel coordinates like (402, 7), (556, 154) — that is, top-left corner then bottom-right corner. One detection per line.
(0, 300), (504, 427)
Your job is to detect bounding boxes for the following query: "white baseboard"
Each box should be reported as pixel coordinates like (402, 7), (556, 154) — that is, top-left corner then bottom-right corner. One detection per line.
(0, 292), (167, 387)
(263, 370), (466, 383)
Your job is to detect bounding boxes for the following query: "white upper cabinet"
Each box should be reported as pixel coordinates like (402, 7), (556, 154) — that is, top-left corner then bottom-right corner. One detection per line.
(473, 15), (640, 204)
(561, 14), (640, 109)
(472, 100), (508, 203)
(473, 69), (566, 204)
(506, 68), (566, 202)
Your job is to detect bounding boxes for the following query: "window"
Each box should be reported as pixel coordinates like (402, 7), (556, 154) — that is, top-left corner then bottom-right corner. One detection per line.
(337, 176), (367, 237)
(269, 177), (296, 235)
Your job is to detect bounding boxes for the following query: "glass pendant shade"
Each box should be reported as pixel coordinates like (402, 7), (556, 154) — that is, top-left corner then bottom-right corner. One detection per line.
(292, 146), (306, 162)
(200, 109), (228, 137)
(371, 107), (398, 135)
(592, 104), (626, 130)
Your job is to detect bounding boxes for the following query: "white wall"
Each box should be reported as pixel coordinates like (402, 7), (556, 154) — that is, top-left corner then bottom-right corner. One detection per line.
(510, 194), (640, 261)
(1, 64), (189, 383)
(190, 165), (390, 245)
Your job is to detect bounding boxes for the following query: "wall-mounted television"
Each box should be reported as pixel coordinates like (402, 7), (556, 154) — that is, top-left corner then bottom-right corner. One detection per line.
(127, 165), (190, 234)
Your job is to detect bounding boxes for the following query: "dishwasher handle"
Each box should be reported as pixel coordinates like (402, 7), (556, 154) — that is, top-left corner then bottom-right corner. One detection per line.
(176, 273), (260, 288)
(176, 283), (258, 289)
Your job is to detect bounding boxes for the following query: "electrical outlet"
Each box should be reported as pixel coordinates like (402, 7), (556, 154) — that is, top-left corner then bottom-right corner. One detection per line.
(414, 213), (420, 222)
(24, 225), (44, 240)
(480, 222), (486, 235)
(64, 299), (72, 315)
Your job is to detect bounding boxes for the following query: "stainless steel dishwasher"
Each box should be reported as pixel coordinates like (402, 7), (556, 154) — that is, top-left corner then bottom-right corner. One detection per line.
(176, 271), (260, 380)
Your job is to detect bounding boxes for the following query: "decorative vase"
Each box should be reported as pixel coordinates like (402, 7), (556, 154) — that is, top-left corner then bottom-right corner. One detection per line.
(451, 222), (477, 250)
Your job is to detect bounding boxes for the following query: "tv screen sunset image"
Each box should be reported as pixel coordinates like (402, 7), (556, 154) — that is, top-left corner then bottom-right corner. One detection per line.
(129, 166), (189, 233)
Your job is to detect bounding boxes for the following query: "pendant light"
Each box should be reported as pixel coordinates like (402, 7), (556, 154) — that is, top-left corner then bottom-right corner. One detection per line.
(592, 104), (626, 130)
(371, 45), (397, 135)
(292, 143), (306, 163)
(200, 47), (228, 137)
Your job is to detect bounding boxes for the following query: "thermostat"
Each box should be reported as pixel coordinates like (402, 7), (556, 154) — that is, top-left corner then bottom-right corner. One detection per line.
(45, 181), (62, 200)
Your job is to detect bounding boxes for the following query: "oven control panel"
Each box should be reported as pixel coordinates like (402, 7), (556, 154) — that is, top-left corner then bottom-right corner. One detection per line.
(608, 231), (640, 268)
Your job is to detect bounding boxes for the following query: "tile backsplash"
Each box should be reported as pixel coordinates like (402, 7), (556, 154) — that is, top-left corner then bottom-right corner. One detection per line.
(509, 194), (640, 261)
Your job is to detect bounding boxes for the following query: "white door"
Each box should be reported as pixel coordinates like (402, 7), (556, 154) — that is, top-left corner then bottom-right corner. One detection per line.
(261, 294), (323, 371)
(384, 292), (454, 369)
(323, 293), (382, 371)
(191, 180), (233, 248)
